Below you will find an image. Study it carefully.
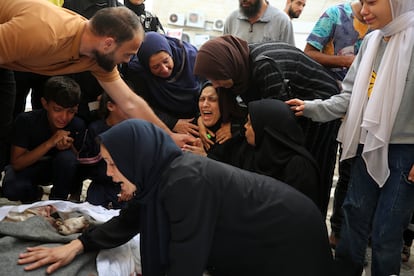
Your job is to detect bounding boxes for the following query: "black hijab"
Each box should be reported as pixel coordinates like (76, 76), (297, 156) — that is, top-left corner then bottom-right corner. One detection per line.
(98, 119), (182, 275)
(244, 99), (321, 208)
(124, 0), (145, 15)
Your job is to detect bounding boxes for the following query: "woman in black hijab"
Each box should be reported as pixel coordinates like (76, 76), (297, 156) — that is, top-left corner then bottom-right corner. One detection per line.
(194, 35), (341, 217)
(18, 119), (334, 276)
(186, 99), (322, 210)
(242, 99), (322, 210)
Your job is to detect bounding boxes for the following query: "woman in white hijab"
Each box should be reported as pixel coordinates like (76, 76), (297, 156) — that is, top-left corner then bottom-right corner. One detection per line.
(287, 0), (414, 275)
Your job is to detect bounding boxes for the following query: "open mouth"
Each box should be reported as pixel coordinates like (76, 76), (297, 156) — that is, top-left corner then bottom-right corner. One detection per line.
(202, 110), (213, 119)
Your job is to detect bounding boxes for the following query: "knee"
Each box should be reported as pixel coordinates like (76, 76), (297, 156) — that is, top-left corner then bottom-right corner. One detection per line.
(54, 150), (78, 167)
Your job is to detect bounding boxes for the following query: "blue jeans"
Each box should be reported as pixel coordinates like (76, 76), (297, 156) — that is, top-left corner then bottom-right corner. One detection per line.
(335, 144), (414, 276)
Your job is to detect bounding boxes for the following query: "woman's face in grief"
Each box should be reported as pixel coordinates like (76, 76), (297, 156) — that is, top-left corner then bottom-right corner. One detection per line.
(360, 0), (392, 30)
(149, 51), (174, 78)
(210, 79), (234, 89)
(199, 86), (221, 127)
(101, 144), (137, 195)
(244, 114), (255, 146)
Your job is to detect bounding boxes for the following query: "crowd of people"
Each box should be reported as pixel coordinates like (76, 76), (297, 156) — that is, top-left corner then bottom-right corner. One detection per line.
(0, 0), (413, 276)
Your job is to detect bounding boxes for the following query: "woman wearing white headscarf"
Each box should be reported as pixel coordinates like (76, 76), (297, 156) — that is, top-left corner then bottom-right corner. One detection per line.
(287, 0), (414, 275)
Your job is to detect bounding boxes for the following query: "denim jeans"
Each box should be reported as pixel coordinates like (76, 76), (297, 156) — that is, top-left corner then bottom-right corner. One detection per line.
(335, 144), (414, 276)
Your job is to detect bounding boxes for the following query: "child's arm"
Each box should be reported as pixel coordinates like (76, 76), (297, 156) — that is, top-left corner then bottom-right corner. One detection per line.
(10, 130), (70, 171)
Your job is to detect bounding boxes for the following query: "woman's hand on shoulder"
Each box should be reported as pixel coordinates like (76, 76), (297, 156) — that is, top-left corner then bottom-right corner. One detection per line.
(215, 122), (232, 144)
(173, 118), (199, 137)
(197, 117), (215, 150)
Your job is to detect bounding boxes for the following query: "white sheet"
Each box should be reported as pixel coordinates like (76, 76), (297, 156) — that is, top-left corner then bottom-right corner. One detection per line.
(0, 200), (141, 276)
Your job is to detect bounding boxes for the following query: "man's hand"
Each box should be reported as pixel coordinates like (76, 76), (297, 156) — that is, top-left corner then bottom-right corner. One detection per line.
(18, 239), (83, 274)
(285, 98), (305, 116)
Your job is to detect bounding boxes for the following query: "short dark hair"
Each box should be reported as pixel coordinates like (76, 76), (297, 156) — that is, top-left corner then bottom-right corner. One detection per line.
(43, 76), (81, 108)
(98, 92), (114, 119)
(90, 7), (143, 43)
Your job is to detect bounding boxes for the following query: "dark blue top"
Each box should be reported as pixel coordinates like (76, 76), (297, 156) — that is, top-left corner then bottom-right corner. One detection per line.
(12, 109), (86, 156)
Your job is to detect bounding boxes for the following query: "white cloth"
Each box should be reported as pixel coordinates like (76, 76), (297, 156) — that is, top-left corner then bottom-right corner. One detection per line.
(337, 2), (414, 186)
(0, 200), (141, 276)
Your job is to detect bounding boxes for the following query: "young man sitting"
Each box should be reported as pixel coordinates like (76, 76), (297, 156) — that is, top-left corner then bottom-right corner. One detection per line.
(2, 76), (86, 203)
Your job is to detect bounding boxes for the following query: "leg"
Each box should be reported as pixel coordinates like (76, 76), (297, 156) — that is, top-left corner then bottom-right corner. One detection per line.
(50, 150), (79, 200)
(0, 69), (16, 171)
(2, 163), (50, 203)
(335, 153), (380, 275)
(370, 144), (414, 276)
(330, 146), (353, 247)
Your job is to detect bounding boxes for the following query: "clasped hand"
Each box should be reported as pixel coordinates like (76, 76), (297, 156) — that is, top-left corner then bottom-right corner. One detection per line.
(50, 130), (74, 150)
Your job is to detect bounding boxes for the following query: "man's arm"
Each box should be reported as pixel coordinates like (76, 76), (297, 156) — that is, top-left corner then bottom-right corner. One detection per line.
(304, 43), (355, 69)
(98, 78), (171, 133)
(98, 78), (195, 147)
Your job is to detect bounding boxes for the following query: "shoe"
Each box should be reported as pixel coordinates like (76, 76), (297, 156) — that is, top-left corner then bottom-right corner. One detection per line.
(402, 245), (411, 263)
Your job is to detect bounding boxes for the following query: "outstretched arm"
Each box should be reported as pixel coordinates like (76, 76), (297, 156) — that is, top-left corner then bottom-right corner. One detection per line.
(99, 78), (195, 147)
(18, 239), (84, 274)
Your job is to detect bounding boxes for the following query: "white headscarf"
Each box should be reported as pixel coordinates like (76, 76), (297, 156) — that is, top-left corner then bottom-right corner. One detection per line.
(338, 0), (414, 187)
